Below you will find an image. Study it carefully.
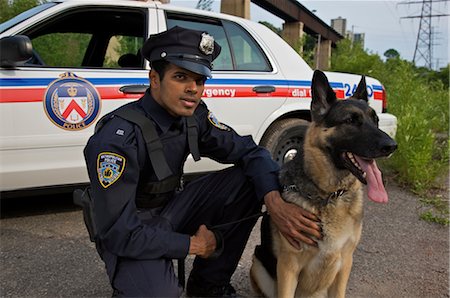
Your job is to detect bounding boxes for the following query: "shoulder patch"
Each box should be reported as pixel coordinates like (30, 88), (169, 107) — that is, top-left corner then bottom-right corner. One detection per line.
(207, 112), (231, 131)
(97, 152), (126, 188)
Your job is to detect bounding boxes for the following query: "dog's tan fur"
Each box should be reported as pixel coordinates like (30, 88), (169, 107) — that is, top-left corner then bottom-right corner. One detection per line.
(252, 123), (363, 298)
(250, 70), (396, 298)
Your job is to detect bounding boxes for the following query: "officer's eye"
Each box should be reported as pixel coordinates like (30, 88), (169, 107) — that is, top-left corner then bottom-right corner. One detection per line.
(174, 74), (187, 80)
(196, 77), (206, 86)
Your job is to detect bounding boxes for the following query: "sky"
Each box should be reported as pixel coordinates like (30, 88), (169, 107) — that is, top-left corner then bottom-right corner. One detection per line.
(171, 0), (449, 70)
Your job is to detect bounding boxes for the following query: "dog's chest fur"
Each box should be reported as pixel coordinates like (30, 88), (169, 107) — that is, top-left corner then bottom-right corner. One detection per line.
(275, 150), (364, 280)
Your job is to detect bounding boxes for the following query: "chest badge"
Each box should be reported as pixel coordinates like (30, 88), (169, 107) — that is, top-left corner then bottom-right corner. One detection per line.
(44, 72), (101, 131)
(97, 152), (126, 188)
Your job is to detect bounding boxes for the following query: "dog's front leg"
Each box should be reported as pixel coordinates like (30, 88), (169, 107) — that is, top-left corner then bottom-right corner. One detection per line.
(276, 232), (309, 298)
(277, 251), (302, 298)
(328, 252), (353, 298)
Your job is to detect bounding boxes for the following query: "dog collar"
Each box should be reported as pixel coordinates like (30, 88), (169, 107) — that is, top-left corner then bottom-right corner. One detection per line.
(282, 184), (347, 205)
(328, 189), (347, 200)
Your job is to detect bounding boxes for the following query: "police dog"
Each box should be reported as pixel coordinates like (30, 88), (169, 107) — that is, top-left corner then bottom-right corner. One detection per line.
(250, 70), (397, 298)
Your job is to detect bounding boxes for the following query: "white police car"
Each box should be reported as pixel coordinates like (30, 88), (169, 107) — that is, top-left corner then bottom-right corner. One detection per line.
(0, 0), (397, 194)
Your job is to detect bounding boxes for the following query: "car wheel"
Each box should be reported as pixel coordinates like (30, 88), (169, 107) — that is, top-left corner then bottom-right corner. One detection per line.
(260, 118), (310, 166)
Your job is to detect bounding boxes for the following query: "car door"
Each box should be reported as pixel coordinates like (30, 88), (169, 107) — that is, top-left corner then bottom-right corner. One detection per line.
(0, 2), (157, 191)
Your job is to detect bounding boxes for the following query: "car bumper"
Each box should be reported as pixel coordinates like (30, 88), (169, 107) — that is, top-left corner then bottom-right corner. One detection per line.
(378, 113), (398, 139)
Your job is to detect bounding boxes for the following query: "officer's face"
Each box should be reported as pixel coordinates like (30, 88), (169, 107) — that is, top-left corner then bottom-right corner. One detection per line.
(150, 64), (206, 117)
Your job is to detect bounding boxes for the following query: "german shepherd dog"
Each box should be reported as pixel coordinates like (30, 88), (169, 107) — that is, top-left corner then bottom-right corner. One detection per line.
(250, 70), (397, 298)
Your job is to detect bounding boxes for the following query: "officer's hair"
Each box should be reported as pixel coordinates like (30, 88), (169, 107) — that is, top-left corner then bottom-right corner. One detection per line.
(150, 60), (170, 80)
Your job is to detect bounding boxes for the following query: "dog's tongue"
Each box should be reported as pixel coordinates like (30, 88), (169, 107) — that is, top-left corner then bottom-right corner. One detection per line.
(354, 156), (388, 203)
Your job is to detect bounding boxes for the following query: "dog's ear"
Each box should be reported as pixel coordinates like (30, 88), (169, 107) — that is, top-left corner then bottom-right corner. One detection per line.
(351, 75), (368, 102)
(311, 70), (337, 122)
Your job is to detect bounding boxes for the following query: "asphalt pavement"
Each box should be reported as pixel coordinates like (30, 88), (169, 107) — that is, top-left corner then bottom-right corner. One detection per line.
(0, 182), (448, 297)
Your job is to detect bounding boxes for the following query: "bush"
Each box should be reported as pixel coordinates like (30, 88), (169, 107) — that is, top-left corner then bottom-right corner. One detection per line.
(331, 40), (449, 193)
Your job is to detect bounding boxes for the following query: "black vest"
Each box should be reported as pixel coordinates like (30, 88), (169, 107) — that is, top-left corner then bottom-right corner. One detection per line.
(95, 105), (200, 208)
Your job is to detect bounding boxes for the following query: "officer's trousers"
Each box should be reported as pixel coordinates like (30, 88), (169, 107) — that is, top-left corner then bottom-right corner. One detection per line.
(111, 166), (262, 297)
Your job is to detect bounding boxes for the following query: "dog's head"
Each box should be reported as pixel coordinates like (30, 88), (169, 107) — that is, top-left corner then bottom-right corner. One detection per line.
(310, 70), (397, 203)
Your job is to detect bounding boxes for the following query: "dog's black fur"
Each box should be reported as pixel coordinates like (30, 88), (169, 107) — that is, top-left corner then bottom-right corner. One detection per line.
(251, 70), (397, 298)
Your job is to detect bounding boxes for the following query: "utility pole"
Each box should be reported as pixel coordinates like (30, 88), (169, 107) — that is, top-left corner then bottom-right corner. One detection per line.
(399, 0), (449, 69)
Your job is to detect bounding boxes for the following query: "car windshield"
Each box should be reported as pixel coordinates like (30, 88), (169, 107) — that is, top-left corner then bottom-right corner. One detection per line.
(0, 2), (57, 33)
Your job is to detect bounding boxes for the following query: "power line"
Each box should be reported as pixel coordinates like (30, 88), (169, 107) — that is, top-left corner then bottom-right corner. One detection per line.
(402, 13), (449, 18)
(398, 0), (449, 4)
(399, 0), (449, 69)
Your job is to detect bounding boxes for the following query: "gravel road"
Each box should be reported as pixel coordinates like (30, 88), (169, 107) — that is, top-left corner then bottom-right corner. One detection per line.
(1, 181), (448, 297)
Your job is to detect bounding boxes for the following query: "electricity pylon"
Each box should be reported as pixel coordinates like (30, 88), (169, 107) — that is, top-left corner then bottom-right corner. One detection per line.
(400, 0), (449, 69)
(196, 0), (213, 11)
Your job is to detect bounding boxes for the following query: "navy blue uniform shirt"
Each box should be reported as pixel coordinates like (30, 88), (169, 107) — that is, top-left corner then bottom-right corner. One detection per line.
(84, 89), (280, 260)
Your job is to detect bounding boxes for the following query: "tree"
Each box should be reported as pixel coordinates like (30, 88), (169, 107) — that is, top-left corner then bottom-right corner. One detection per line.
(384, 48), (400, 60)
(331, 39), (385, 76)
(258, 21), (281, 36)
(438, 64), (449, 89)
(0, 0), (41, 23)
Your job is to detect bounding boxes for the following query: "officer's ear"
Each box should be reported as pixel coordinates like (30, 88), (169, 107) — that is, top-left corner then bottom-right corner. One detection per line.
(149, 69), (161, 88)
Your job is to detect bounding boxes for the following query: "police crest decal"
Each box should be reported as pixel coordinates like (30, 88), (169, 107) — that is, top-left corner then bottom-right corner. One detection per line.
(44, 72), (101, 130)
(97, 152), (126, 188)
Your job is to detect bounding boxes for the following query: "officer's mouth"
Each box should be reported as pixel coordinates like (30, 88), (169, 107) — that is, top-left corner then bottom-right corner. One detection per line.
(180, 97), (198, 108)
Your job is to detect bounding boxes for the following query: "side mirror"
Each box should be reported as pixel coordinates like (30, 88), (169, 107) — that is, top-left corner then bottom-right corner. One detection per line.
(0, 35), (33, 68)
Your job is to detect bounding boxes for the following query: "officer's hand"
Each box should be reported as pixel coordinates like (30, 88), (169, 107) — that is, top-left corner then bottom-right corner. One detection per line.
(264, 190), (322, 249)
(189, 225), (217, 258)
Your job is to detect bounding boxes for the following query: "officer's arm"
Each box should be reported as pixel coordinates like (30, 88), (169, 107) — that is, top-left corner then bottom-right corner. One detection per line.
(84, 120), (190, 259)
(195, 103), (280, 200)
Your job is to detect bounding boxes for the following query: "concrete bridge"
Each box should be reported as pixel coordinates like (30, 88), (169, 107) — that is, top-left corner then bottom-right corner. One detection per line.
(220, 0), (342, 70)
(160, 0), (343, 69)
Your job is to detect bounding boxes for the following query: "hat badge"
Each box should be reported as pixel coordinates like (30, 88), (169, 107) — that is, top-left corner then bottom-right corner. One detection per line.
(199, 33), (214, 55)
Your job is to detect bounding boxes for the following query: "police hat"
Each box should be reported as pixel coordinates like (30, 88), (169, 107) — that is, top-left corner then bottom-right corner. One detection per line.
(141, 26), (222, 78)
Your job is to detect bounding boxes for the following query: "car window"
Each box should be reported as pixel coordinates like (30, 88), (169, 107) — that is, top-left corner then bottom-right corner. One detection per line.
(32, 33), (92, 67)
(105, 35), (145, 68)
(222, 21), (271, 71)
(18, 7), (147, 69)
(166, 14), (271, 72)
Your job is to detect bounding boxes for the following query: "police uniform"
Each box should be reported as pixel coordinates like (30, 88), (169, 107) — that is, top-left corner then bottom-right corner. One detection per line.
(83, 26), (280, 297)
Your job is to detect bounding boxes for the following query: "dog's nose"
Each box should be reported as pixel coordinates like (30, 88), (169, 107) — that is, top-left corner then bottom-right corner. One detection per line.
(381, 139), (398, 155)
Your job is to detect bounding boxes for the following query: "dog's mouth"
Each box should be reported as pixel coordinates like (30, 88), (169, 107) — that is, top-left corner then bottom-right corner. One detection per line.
(341, 152), (388, 203)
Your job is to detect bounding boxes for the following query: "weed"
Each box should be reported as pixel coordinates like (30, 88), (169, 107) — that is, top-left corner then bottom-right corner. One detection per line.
(419, 201), (449, 225)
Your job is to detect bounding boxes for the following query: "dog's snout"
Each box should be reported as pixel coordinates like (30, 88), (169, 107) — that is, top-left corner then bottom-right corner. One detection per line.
(381, 139), (397, 155)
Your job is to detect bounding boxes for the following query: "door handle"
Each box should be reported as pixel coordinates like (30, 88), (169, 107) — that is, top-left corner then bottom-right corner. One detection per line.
(253, 85), (276, 93)
(119, 84), (149, 94)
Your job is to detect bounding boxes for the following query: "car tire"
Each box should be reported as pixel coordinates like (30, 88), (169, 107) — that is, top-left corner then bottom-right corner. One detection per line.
(260, 118), (310, 166)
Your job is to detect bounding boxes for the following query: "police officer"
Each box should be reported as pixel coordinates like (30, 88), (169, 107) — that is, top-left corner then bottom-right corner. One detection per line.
(84, 26), (321, 297)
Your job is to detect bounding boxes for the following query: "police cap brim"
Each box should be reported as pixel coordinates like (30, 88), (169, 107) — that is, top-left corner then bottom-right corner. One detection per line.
(166, 57), (212, 78)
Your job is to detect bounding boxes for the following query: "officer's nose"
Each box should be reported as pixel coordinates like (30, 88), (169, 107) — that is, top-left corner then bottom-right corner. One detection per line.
(185, 79), (198, 94)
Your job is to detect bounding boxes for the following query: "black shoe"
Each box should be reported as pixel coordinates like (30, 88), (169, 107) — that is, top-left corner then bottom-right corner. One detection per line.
(186, 275), (238, 297)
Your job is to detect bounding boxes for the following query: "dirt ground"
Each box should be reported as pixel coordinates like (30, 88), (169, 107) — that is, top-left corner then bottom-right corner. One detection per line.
(186, 181), (449, 297)
(1, 180), (449, 297)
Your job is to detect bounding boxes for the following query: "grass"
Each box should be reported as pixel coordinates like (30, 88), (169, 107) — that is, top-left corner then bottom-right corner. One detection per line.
(419, 195), (449, 226)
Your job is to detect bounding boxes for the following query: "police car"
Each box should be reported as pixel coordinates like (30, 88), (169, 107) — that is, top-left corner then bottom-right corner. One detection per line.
(0, 0), (397, 194)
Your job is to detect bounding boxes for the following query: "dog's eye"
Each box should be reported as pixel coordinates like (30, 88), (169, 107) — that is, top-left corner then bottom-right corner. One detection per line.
(344, 114), (360, 125)
(345, 116), (355, 124)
